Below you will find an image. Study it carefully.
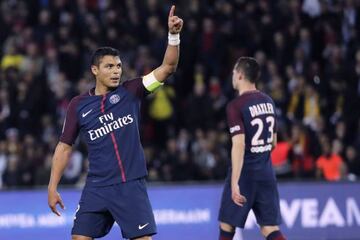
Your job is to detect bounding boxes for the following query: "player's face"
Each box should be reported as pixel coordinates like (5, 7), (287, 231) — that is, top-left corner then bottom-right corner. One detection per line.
(92, 55), (122, 89)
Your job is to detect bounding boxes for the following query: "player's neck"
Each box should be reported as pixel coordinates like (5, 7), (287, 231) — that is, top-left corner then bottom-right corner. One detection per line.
(238, 84), (257, 95)
(94, 83), (111, 96)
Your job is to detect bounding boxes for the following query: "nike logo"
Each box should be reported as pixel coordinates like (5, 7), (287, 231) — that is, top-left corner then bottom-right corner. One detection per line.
(74, 204), (80, 220)
(82, 109), (92, 118)
(138, 223), (149, 230)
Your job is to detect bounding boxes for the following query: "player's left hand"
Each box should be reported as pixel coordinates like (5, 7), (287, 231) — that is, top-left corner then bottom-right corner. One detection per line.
(232, 184), (247, 207)
(168, 5), (183, 34)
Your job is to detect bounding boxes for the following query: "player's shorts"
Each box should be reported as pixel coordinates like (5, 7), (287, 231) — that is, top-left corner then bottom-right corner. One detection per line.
(218, 176), (282, 228)
(72, 178), (157, 239)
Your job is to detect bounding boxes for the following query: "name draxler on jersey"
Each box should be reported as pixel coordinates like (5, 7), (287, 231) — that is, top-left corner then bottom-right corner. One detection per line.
(88, 112), (134, 140)
(249, 103), (274, 118)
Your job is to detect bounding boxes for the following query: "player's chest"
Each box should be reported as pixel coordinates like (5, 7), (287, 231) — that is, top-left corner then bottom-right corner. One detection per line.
(78, 93), (139, 130)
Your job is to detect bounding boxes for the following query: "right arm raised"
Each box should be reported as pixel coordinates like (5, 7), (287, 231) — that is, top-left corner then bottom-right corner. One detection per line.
(48, 142), (72, 216)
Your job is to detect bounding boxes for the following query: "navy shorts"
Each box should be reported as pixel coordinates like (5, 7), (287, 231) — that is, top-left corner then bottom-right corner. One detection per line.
(72, 178), (157, 239)
(218, 176), (282, 228)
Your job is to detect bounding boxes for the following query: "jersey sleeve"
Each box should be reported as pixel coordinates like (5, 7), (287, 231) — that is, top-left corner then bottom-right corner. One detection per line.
(60, 97), (80, 145)
(123, 77), (150, 100)
(227, 101), (245, 137)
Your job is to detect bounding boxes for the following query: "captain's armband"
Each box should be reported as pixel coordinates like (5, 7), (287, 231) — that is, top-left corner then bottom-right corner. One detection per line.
(142, 71), (164, 92)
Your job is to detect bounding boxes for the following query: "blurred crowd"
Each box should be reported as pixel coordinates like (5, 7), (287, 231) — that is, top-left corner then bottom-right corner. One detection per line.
(0, 0), (360, 189)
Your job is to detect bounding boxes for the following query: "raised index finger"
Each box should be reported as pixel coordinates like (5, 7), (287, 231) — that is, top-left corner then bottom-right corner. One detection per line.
(169, 5), (175, 18)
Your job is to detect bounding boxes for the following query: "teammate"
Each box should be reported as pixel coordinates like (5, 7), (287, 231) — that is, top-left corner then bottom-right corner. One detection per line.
(47, 6), (183, 240)
(218, 57), (286, 240)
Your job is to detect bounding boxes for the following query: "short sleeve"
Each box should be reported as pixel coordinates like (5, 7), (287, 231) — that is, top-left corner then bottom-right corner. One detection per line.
(123, 77), (150, 100)
(227, 101), (244, 137)
(60, 97), (80, 145)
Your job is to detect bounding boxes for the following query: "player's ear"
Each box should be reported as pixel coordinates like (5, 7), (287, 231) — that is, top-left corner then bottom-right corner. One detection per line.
(91, 65), (99, 76)
(238, 71), (245, 81)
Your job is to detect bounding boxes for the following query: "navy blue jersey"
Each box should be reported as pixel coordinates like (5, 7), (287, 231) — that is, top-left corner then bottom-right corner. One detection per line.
(60, 78), (149, 186)
(226, 90), (277, 180)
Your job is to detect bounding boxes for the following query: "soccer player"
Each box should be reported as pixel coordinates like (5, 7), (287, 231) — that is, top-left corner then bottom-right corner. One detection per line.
(218, 57), (286, 240)
(47, 6), (183, 240)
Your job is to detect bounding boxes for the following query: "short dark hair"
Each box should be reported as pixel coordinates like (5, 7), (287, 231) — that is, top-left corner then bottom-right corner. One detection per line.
(234, 57), (260, 84)
(91, 47), (120, 66)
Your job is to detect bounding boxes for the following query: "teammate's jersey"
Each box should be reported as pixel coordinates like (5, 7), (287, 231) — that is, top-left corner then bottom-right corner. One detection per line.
(60, 78), (149, 187)
(226, 90), (277, 180)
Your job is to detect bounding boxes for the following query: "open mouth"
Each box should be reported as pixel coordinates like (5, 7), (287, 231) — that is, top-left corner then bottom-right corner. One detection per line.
(111, 77), (120, 81)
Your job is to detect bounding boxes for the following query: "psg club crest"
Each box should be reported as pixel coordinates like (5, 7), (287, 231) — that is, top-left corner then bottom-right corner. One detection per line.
(109, 94), (120, 104)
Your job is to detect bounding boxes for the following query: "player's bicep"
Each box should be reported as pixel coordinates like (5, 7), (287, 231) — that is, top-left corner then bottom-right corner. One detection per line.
(152, 46), (178, 83)
(152, 66), (169, 83)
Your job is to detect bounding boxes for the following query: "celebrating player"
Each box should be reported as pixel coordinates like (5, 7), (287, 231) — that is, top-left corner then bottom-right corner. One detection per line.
(218, 57), (286, 240)
(48, 5), (183, 240)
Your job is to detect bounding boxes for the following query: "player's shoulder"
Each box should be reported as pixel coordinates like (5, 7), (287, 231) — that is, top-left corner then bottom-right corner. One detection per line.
(67, 92), (90, 109)
(227, 97), (238, 107)
(257, 91), (274, 102)
(121, 77), (143, 89)
(226, 97), (240, 112)
(121, 76), (151, 99)
(227, 91), (255, 109)
(247, 90), (275, 106)
(71, 91), (89, 102)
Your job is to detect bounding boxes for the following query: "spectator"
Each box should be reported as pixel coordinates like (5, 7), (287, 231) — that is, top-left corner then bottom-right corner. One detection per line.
(185, 75), (213, 131)
(271, 141), (292, 179)
(0, 0), (359, 187)
(316, 140), (346, 181)
(289, 123), (315, 178)
(345, 146), (360, 181)
(148, 82), (176, 145)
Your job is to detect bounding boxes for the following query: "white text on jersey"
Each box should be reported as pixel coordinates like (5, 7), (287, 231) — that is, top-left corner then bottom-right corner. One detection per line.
(249, 103), (274, 118)
(88, 113), (134, 140)
(99, 113), (113, 123)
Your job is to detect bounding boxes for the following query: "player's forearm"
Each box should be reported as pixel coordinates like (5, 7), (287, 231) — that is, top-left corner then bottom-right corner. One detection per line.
(163, 44), (179, 72)
(154, 44), (179, 82)
(231, 146), (244, 188)
(152, 5), (182, 82)
(48, 142), (72, 191)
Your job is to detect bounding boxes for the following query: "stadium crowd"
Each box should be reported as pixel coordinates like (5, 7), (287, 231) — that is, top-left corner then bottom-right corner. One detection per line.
(0, 0), (360, 188)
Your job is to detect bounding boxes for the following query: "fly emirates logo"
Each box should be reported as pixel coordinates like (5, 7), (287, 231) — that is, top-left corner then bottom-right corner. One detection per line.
(88, 112), (134, 140)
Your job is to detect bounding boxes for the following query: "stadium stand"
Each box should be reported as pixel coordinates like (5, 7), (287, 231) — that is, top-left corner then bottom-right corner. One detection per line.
(0, 0), (359, 188)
